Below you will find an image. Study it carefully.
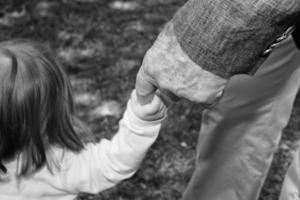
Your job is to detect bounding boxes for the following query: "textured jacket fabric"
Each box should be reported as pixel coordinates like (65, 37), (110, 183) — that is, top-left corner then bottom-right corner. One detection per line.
(171, 0), (300, 78)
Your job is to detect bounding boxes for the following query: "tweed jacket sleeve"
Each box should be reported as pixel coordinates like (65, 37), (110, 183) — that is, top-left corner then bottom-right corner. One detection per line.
(170, 0), (300, 78)
(135, 0), (300, 104)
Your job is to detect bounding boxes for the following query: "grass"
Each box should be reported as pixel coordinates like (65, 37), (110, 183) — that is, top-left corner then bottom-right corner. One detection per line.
(1, 0), (300, 199)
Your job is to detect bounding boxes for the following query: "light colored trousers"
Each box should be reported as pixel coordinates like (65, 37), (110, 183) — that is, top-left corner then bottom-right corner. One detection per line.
(182, 36), (300, 200)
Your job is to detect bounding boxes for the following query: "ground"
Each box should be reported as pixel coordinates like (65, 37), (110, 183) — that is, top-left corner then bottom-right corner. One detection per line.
(1, 0), (300, 199)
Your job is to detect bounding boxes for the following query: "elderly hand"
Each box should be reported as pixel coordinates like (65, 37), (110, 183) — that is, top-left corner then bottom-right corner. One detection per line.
(135, 23), (228, 106)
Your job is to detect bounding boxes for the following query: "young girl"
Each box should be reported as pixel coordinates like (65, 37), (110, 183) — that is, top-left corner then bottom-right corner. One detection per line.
(0, 39), (167, 199)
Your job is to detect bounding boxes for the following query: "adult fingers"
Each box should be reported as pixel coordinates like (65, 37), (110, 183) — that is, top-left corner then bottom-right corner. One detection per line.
(156, 89), (180, 107)
(135, 68), (156, 105)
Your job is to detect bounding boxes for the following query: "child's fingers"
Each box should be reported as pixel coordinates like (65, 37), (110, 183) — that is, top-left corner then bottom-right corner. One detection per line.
(140, 94), (163, 115)
(131, 89), (167, 120)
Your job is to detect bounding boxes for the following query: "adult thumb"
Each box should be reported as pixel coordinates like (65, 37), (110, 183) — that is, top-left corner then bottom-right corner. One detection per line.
(135, 69), (156, 105)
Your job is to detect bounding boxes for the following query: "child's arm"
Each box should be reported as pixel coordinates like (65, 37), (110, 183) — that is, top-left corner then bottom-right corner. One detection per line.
(96, 90), (167, 186)
(61, 90), (167, 193)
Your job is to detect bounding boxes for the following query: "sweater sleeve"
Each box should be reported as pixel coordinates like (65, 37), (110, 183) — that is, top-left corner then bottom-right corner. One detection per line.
(169, 0), (300, 78)
(59, 99), (165, 194)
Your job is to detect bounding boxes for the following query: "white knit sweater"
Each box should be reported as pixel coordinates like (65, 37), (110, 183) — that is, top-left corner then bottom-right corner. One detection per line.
(0, 98), (165, 200)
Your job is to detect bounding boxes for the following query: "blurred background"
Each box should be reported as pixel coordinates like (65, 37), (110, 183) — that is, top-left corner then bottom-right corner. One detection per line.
(1, 0), (300, 199)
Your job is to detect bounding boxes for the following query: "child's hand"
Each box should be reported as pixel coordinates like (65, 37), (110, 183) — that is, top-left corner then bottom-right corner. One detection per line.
(130, 89), (167, 121)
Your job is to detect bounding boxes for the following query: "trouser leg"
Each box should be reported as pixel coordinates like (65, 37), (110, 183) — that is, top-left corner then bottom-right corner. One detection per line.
(279, 143), (300, 199)
(182, 36), (300, 200)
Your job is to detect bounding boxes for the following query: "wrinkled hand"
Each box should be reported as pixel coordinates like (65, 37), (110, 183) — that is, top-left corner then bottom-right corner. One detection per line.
(135, 23), (228, 106)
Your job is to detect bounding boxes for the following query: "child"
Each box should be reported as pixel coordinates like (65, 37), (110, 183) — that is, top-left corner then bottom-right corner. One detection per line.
(0, 39), (167, 199)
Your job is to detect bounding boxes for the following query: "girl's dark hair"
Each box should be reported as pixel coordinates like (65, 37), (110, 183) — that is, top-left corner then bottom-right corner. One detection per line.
(0, 39), (94, 177)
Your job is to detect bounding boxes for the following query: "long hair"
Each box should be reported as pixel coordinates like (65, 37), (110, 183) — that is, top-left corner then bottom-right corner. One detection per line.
(0, 39), (94, 177)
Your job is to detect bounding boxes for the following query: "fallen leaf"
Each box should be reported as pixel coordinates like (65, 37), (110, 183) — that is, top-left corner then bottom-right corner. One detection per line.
(89, 100), (122, 118)
(109, 1), (140, 11)
(34, 1), (59, 18)
(74, 92), (99, 106)
(0, 6), (29, 27)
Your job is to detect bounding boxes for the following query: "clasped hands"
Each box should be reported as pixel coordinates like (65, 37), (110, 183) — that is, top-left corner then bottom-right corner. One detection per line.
(134, 35), (228, 108)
